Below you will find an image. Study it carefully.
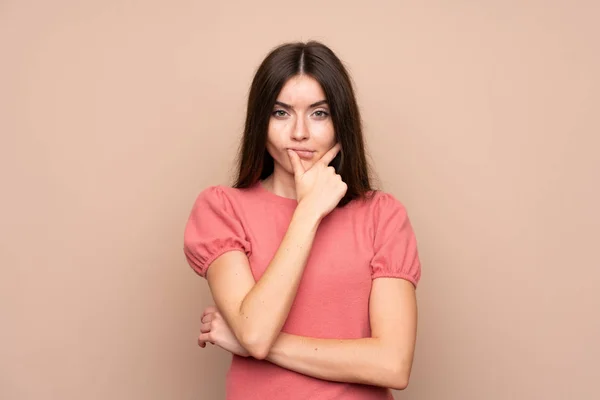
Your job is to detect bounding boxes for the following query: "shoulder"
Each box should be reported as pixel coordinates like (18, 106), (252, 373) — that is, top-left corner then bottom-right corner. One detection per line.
(192, 184), (249, 210)
(184, 185), (252, 278)
(351, 190), (408, 218)
(366, 191), (421, 286)
(195, 184), (233, 201)
(369, 190), (406, 208)
(347, 191), (415, 241)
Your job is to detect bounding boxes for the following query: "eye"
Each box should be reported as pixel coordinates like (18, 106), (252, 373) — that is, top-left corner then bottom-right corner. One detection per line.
(272, 110), (288, 118)
(313, 110), (330, 118)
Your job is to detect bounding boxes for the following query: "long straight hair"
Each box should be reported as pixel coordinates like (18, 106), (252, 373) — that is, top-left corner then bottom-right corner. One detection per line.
(234, 41), (374, 206)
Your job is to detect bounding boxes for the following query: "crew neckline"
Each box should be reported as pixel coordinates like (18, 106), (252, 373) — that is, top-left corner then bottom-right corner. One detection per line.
(253, 180), (299, 207)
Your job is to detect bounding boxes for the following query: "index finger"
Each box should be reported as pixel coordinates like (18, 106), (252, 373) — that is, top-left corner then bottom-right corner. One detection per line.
(318, 143), (342, 166)
(287, 149), (306, 177)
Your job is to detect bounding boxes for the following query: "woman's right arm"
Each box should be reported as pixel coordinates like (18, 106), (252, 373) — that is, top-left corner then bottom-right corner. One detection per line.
(206, 144), (344, 360)
(206, 203), (320, 360)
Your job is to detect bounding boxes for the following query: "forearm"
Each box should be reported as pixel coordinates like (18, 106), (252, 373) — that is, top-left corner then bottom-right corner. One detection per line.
(238, 204), (321, 357)
(266, 333), (410, 390)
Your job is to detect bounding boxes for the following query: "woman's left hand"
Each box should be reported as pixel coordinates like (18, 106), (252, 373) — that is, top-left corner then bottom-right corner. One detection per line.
(198, 306), (250, 358)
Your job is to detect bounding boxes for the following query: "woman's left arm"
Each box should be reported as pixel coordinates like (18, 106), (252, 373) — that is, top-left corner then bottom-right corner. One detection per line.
(265, 278), (417, 390)
(201, 278), (417, 389)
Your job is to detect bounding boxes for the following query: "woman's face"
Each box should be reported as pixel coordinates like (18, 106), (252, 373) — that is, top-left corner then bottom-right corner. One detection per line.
(267, 75), (336, 175)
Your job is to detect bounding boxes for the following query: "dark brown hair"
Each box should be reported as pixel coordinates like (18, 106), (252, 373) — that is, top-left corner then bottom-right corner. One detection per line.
(233, 41), (374, 206)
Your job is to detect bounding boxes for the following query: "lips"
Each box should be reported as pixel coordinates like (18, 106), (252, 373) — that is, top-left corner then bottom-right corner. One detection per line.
(288, 148), (315, 159)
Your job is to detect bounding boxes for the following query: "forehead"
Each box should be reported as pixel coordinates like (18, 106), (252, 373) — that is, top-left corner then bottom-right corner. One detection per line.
(276, 75), (326, 105)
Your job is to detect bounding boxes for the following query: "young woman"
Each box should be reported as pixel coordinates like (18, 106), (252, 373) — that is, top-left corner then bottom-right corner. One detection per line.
(183, 41), (421, 400)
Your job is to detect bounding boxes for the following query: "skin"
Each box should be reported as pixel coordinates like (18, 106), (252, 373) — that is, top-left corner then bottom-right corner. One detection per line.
(197, 75), (418, 390)
(262, 74), (338, 200)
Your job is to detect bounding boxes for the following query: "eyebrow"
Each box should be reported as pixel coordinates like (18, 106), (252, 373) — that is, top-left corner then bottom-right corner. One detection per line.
(274, 100), (328, 109)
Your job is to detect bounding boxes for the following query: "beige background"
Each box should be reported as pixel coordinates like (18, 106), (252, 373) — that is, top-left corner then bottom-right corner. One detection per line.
(1, 0), (598, 399)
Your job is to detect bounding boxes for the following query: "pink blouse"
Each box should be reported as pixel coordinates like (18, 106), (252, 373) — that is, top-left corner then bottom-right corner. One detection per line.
(184, 181), (421, 400)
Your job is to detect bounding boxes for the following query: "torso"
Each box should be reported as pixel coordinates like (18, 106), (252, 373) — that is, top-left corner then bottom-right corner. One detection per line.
(218, 182), (393, 400)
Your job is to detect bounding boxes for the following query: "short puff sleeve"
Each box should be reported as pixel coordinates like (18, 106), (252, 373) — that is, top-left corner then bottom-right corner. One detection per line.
(183, 186), (251, 278)
(370, 193), (422, 288)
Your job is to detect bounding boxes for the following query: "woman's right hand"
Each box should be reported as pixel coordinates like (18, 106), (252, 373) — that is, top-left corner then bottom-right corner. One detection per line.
(287, 143), (347, 220)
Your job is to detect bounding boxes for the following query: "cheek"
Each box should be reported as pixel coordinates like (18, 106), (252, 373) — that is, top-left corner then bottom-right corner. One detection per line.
(266, 126), (281, 154)
(265, 140), (283, 168)
(266, 124), (291, 168)
(310, 121), (336, 146)
(266, 144), (295, 173)
(267, 120), (290, 144)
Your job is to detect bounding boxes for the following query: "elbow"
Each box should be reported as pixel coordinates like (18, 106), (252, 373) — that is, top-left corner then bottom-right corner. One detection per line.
(236, 303), (278, 360)
(386, 360), (412, 391)
(240, 331), (273, 360)
(245, 344), (270, 361)
(389, 375), (409, 391)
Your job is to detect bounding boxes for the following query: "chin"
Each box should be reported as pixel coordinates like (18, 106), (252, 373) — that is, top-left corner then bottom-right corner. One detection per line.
(291, 159), (314, 172)
(273, 158), (295, 176)
(272, 150), (315, 175)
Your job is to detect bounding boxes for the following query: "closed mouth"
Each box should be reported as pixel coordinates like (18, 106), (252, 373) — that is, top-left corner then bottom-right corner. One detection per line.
(288, 148), (316, 159)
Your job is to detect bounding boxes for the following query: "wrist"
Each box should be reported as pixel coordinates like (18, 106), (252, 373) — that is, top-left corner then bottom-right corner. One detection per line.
(293, 202), (323, 226)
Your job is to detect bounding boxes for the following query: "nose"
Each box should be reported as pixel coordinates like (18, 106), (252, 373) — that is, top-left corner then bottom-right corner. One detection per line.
(291, 116), (309, 141)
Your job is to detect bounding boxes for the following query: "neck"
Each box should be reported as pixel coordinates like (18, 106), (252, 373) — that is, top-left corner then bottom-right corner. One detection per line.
(263, 167), (297, 200)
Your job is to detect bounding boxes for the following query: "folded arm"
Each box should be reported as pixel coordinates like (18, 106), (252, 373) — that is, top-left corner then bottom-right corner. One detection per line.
(206, 204), (321, 360)
(265, 278), (417, 390)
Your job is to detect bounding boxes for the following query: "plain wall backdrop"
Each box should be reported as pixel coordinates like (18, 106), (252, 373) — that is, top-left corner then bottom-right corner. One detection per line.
(1, 0), (598, 399)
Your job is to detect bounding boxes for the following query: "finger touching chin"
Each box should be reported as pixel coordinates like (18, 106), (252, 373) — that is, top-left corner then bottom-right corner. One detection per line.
(292, 158), (312, 171)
